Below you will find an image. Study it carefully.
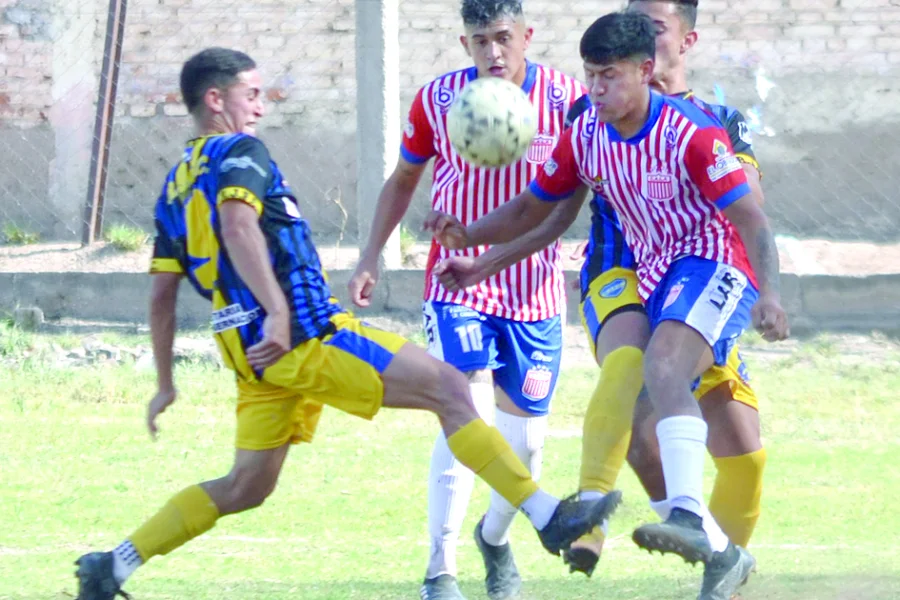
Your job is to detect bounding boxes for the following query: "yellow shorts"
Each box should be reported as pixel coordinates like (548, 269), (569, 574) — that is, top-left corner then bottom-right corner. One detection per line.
(580, 268), (758, 411)
(695, 345), (758, 411)
(579, 267), (644, 358)
(234, 312), (408, 451)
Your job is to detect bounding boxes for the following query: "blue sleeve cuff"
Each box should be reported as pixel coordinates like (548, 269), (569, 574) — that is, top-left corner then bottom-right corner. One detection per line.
(714, 182), (751, 211)
(529, 180), (573, 202)
(400, 144), (430, 165)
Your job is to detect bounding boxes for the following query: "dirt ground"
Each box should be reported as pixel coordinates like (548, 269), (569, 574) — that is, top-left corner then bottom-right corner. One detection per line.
(2, 237), (900, 275)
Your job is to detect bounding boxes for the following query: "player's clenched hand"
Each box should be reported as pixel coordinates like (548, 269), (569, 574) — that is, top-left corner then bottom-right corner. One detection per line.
(433, 256), (488, 291)
(147, 388), (177, 440)
(423, 211), (469, 250)
(247, 311), (291, 370)
(752, 292), (789, 342)
(349, 257), (378, 308)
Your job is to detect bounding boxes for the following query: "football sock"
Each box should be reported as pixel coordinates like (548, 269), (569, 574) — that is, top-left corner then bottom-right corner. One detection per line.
(657, 416), (728, 553)
(446, 419), (544, 518)
(481, 412), (548, 546)
(709, 448), (767, 547)
(425, 382), (493, 578)
(111, 540), (142, 585)
(128, 485), (219, 564)
(579, 346), (644, 494)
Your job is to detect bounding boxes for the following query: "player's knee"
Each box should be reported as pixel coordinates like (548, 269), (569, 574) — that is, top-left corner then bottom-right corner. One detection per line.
(225, 465), (279, 512)
(431, 364), (474, 419)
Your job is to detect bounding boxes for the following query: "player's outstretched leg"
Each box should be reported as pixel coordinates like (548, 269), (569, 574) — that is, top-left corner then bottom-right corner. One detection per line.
(75, 444), (290, 599)
(565, 307), (649, 577)
(381, 343), (623, 557)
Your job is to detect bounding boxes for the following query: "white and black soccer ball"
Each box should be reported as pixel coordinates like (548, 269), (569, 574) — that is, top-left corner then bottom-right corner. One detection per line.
(446, 77), (538, 168)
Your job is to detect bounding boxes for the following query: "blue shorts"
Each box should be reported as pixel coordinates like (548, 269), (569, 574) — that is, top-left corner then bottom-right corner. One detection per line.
(422, 301), (562, 416)
(645, 256), (758, 366)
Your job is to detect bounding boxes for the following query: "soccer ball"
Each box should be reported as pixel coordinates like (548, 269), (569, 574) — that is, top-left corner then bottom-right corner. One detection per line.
(446, 77), (538, 168)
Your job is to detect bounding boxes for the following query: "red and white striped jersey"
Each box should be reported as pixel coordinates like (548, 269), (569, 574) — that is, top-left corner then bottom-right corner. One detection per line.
(531, 92), (756, 300)
(402, 62), (587, 321)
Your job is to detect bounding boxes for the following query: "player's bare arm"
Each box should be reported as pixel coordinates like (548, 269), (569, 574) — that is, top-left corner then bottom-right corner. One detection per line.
(426, 187), (561, 251)
(219, 199), (292, 369)
(742, 163), (765, 207)
(350, 157), (428, 307)
(434, 186), (588, 291)
(147, 272), (181, 438)
(722, 196), (789, 341)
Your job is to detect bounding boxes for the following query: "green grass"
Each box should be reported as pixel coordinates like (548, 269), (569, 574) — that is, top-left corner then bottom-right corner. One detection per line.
(103, 224), (149, 252)
(2, 222), (39, 245)
(0, 334), (898, 599)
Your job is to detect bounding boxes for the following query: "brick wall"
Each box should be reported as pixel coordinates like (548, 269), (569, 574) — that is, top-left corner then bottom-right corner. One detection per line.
(1, 0), (899, 241)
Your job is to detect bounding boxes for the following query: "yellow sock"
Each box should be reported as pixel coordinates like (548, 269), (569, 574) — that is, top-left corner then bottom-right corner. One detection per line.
(129, 485), (220, 561)
(579, 346), (645, 494)
(447, 419), (538, 508)
(709, 448), (767, 547)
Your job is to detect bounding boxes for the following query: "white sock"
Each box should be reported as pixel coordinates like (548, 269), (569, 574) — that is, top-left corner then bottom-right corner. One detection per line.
(111, 540), (142, 584)
(649, 498), (671, 520)
(519, 489), (559, 531)
(425, 382), (494, 579)
(656, 416), (708, 515)
(481, 412), (548, 546)
(656, 416), (729, 552)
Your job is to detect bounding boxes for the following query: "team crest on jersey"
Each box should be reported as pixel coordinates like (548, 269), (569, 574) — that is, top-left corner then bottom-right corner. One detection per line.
(522, 367), (553, 400)
(433, 85), (456, 113)
(664, 125), (678, 150)
(582, 119), (596, 138)
(592, 175), (607, 194)
(645, 167), (675, 201)
(707, 139), (742, 182)
(526, 134), (557, 164)
(547, 82), (569, 108)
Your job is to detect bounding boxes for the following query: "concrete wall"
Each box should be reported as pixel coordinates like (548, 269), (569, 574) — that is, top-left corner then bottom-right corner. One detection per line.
(1, 0), (899, 242)
(3, 270), (900, 336)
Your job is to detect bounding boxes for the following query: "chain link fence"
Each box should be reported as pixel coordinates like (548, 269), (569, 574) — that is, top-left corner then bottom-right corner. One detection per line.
(1, 0), (899, 271)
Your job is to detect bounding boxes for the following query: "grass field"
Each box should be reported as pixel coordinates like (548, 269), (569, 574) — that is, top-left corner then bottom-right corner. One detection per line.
(1, 326), (899, 599)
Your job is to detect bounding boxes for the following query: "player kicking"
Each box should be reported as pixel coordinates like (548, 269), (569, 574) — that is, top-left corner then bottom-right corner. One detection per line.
(557, 0), (771, 584)
(72, 47), (616, 600)
(426, 11), (788, 600)
(426, 1), (770, 593)
(348, 2), (620, 600)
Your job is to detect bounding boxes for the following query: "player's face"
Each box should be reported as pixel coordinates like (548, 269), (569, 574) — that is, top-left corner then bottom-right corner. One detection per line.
(627, 1), (697, 90)
(584, 58), (654, 123)
(208, 69), (266, 136)
(460, 17), (533, 84)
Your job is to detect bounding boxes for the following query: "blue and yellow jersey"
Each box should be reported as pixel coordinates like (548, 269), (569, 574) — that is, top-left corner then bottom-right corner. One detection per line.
(150, 133), (342, 381)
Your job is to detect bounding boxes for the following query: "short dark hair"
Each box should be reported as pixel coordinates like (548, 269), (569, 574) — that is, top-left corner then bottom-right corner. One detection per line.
(460, 0), (524, 28)
(628, 0), (698, 30)
(580, 12), (656, 66)
(180, 47), (256, 114)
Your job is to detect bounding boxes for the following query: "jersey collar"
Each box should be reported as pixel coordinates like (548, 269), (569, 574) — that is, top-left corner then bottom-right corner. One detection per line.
(465, 60), (537, 95)
(607, 90), (665, 144)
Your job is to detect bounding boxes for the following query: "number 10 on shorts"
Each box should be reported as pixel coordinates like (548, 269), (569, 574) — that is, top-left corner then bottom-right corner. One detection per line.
(455, 324), (484, 353)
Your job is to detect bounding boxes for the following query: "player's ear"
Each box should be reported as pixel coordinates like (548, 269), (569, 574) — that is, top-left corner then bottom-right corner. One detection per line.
(681, 31), (698, 54)
(204, 86), (225, 114)
(640, 58), (655, 85)
(522, 26), (534, 50)
(459, 35), (472, 57)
